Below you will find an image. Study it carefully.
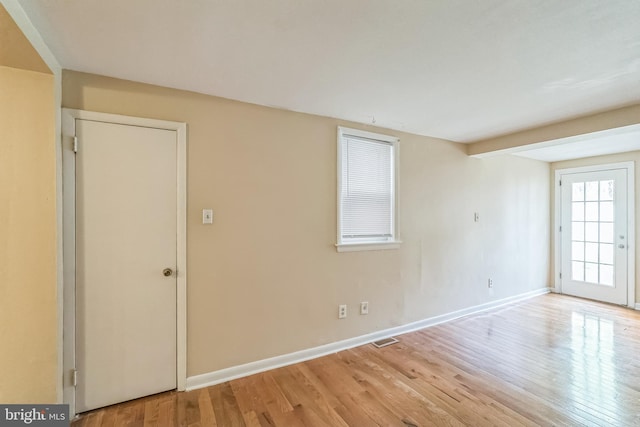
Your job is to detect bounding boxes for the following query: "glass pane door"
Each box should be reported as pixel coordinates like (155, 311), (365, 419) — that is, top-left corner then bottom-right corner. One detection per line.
(561, 168), (628, 305)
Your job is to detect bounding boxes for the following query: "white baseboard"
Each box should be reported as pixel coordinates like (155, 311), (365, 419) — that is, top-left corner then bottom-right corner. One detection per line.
(186, 287), (551, 391)
(635, 303), (640, 310)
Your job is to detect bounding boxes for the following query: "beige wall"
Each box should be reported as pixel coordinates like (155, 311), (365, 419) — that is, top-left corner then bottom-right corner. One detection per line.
(0, 3), (50, 73)
(552, 152), (640, 304)
(0, 66), (57, 402)
(63, 70), (550, 377)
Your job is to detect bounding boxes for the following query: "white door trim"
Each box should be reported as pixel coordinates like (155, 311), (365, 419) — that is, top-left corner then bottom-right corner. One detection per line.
(62, 109), (187, 415)
(554, 161), (635, 307)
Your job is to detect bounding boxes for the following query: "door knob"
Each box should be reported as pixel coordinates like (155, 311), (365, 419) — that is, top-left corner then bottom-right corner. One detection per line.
(163, 268), (174, 277)
(618, 244), (625, 249)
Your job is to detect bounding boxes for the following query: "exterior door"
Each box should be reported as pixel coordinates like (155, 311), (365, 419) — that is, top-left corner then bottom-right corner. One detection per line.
(560, 169), (628, 305)
(75, 119), (178, 412)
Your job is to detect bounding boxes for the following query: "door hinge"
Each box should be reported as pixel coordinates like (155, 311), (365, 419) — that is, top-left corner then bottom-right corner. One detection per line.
(72, 369), (77, 387)
(559, 226), (562, 232)
(73, 136), (78, 153)
(559, 272), (562, 279)
(559, 180), (562, 186)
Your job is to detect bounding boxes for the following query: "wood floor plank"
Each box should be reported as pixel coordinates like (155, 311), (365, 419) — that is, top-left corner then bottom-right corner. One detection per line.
(370, 343), (531, 426)
(196, 389), (217, 427)
(142, 398), (160, 426)
(348, 346), (510, 427)
(341, 349), (463, 427)
(228, 378), (268, 427)
(418, 326), (600, 426)
(209, 382), (245, 427)
(156, 394), (176, 427)
(73, 294), (640, 426)
(271, 365), (350, 427)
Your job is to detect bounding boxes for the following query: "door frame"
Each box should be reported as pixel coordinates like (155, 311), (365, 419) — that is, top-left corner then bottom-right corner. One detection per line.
(62, 109), (187, 415)
(554, 161), (635, 307)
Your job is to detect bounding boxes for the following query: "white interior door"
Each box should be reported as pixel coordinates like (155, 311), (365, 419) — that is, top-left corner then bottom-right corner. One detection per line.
(75, 119), (178, 412)
(560, 169), (628, 305)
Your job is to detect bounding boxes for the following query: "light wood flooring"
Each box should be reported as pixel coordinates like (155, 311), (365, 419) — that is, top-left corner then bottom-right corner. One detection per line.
(73, 294), (640, 426)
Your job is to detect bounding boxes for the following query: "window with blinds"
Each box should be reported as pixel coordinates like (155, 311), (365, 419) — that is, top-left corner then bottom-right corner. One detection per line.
(337, 127), (399, 250)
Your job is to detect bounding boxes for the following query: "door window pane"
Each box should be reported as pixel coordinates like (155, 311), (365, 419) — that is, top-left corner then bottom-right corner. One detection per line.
(585, 262), (598, 283)
(572, 261), (584, 281)
(585, 223), (598, 242)
(572, 202), (584, 221)
(585, 242), (598, 263)
(600, 243), (614, 265)
(599, 223), (613, 243)
(600, 180), (614, 201)
(571, 242), (585, 261)
(585, 202), (599, 221)
(572, 182), (584, 201)
(600, 201), (613, 222)
(572, 222), (585, 241)
(585, 181), (599, 201)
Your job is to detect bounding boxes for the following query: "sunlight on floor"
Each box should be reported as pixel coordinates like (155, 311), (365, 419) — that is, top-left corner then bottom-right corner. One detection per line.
(571, 311), (618, 422)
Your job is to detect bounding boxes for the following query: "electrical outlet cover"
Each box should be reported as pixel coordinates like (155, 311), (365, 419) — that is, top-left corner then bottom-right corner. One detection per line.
(338, 304), (347, 319)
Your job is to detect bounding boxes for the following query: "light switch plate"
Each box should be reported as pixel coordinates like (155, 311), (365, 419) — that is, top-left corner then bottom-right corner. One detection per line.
(202, 209), (213, 224)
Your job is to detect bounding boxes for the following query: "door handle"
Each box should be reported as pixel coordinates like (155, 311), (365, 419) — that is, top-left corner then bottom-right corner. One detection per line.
(618, 244), (625, 249)
(163, 268), (174, 277)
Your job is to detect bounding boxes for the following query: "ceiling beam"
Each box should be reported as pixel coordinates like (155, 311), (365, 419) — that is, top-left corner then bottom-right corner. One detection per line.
(467, 104), (640, 158)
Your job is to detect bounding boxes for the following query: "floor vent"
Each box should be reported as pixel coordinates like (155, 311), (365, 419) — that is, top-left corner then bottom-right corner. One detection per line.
(372, 337), (399, 348)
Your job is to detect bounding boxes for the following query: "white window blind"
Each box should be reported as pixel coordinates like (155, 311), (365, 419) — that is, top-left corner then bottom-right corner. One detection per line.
(338, 128), (398, 247)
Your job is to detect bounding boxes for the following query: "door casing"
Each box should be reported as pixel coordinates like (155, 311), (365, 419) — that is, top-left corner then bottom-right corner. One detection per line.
(62, 108), (187, 415)
(554, 162), (635, 306)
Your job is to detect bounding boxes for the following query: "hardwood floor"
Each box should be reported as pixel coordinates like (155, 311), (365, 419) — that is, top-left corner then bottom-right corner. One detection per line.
(72, 294), (640, 426)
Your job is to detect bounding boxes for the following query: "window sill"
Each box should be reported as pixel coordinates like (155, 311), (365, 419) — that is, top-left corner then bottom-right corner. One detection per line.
(335, 241), (402, 252)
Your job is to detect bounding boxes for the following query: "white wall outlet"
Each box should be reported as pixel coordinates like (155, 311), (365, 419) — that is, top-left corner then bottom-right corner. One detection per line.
(202, 209), (213, 224)
(488, 278), (493, 288)
(474, 212), (480, 222)
(360, 301), (369, 315)
(338, 304), (347, 319)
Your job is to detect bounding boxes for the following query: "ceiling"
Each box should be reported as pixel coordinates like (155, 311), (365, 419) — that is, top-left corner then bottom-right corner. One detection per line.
(15, 0), (640, 143)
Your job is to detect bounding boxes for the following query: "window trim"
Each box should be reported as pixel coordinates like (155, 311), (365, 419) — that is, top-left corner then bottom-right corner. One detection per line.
(336, 126), (401, 252)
